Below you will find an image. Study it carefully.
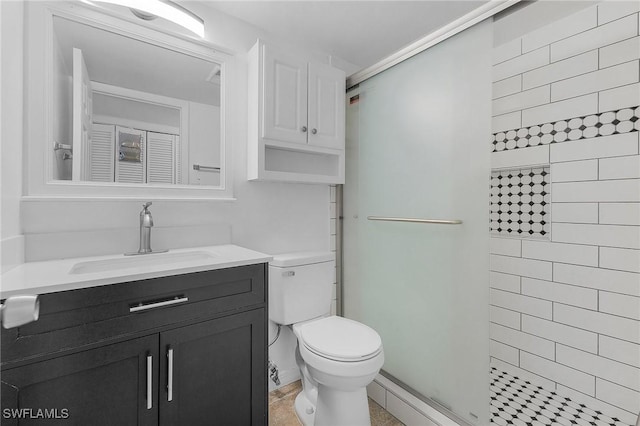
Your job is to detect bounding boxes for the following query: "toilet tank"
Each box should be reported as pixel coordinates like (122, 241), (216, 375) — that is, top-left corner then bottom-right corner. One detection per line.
(269, 252), (335, 325)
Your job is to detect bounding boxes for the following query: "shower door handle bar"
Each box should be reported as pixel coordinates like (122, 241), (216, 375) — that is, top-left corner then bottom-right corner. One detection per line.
(367, 216), (463, 225)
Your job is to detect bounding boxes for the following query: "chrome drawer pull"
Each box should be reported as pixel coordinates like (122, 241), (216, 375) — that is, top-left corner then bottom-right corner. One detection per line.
(146, 354), (153, 410)
(129, 296), (189, 313)
(167, 348), (174, 402)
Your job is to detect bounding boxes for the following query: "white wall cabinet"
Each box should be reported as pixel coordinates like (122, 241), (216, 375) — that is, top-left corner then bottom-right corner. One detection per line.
(249, 40), (345, 184)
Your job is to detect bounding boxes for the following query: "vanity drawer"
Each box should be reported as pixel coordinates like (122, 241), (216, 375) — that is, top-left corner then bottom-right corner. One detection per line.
(1, 263), (267, 367)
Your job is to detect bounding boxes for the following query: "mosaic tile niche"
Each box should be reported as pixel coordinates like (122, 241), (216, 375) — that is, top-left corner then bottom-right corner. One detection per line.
(490, 167), (550, 238)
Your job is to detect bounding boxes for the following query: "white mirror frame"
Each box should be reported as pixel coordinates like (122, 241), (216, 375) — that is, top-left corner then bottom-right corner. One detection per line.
(24, 2), (236, 200)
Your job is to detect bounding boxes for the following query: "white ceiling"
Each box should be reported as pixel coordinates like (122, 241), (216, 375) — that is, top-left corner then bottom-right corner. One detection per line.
(54, 16), (221, 105)
(201, 1), (488, 70)
(56, 1), (491, 100)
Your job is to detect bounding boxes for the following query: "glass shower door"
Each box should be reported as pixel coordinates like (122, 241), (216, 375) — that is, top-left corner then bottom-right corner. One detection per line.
(343, 20), (492, 425)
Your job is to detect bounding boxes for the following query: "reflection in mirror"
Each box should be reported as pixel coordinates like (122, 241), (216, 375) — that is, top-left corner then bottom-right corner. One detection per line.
(52, 16), (222, 187)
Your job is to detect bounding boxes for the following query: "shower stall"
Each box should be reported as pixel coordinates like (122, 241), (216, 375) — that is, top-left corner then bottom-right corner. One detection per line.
(342, 19), (493, 425)
(341, 2), (640, 425)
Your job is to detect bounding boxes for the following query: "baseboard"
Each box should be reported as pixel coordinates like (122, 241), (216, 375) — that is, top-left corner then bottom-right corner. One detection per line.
(367, 373), (468, 426)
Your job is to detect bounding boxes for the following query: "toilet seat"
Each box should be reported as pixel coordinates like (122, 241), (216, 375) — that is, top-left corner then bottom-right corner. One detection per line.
(297, 316), (382, 362)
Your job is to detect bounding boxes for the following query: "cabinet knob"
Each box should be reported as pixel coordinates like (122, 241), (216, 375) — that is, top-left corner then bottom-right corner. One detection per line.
(301, 126), (307, 132)
(311, 128), (317, 135)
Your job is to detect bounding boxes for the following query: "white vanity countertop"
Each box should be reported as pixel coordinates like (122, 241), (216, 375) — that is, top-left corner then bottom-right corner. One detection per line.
(0, 245), (272, 299)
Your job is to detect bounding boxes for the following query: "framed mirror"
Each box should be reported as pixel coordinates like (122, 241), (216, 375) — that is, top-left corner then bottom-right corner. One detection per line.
(25, 2), (235, 199)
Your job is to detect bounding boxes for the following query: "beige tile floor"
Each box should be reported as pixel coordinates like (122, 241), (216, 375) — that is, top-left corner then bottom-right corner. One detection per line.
(268, 380), (404, 426)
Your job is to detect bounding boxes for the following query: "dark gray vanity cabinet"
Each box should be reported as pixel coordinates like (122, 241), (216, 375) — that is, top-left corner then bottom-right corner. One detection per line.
(0, 263), (268, 425)
(160, 309), (265, 425)
(1, 334), (160, 426)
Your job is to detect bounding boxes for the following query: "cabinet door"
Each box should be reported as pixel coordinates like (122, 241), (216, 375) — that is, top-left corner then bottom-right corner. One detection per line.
(308, 62), (346, 149)
(72, 47), (93, 181)
(262, 44), (308, 145)
(159, 309), (266, 426)
(146, 131), (176, 184)
(89, 123), (115, 182)
(1, 335), (159, 426)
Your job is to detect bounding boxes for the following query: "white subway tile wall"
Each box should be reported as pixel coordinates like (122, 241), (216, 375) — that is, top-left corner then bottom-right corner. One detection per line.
(552, 202), (599, 224)
(492, 111), (522, 133)
(522, 50), (598, 90)
(599, 83), (640, 112)
(492, 74), (522, 99)
(491, 3), (640, 424)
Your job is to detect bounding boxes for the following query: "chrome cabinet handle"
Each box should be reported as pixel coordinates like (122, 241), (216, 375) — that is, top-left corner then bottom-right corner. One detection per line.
(146, 355), (153, 410)
(311, 128), (317, 134)
(167, 347), (174, 402)
(130, 296), (189, 313)
(301, 126), (307, 132)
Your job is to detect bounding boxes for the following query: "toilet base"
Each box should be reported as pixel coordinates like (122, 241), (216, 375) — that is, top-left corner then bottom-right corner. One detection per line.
(314, 384), (371, 426)
(294, 391), (316, 426)
(294, 384), (372, 426)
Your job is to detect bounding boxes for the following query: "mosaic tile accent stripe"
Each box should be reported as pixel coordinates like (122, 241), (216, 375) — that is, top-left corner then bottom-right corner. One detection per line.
(490, 368), (632, 426)
(490, 167), (550, 238)
(492, 106), (639, 153)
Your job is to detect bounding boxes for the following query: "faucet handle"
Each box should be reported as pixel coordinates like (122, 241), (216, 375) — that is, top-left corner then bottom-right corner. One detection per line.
(142, 201), (152, 210)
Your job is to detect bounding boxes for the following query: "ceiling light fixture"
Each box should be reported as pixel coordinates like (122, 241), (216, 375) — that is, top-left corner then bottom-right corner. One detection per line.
(95, 0), (205, 38)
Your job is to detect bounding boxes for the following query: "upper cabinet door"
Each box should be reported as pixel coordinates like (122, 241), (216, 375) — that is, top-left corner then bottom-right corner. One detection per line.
(89, 123), (115, 182)
(308, 63), (346, 149)
(72, 47), (93, 181)
(262, 44), (308, 144)
(146, 131), (176, 185)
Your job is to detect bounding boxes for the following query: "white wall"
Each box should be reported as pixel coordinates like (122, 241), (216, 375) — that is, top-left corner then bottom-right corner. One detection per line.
(1, 1), (25, 272)
(490, 3), (640, 424)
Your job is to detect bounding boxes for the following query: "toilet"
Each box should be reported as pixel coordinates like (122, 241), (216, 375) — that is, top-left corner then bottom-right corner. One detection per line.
(269, 252), (384, 426)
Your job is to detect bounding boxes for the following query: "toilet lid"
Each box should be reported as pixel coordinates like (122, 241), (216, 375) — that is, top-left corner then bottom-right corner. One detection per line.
(299, 316), (382, 362)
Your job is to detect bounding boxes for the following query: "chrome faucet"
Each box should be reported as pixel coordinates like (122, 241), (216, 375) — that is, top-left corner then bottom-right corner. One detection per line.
(126, 202), (167, 256)
(139, 202), (154, 254)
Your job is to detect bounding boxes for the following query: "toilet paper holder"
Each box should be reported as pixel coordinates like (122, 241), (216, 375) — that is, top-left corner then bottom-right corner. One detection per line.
(1, 295), (40, 329)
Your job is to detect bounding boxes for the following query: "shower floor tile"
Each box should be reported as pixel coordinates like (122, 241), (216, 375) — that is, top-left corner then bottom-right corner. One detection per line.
(490, 367), (631, 426)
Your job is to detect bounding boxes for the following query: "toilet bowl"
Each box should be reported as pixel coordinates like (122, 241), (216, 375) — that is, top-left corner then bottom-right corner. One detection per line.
(292, 316), (384, 426)
(268, 251), (384, 426)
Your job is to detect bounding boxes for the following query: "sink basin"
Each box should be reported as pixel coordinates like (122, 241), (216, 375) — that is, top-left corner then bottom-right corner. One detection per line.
(69, 251), (215, 274)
